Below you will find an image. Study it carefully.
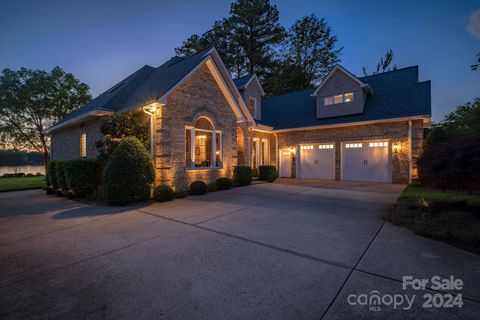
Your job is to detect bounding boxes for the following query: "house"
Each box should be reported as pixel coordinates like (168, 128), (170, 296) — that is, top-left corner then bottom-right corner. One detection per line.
(48, 48), (431, 189)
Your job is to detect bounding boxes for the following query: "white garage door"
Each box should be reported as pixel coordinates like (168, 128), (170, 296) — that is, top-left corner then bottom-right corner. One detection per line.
(342, 141), (391, 183)
(298, 144), (335, 180)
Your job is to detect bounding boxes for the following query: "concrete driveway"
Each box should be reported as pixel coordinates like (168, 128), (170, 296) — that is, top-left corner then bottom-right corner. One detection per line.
(0, 179), (479, 319)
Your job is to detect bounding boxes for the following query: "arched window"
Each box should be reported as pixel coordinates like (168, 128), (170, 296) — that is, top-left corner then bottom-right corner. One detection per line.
(185, 117), (222, 169)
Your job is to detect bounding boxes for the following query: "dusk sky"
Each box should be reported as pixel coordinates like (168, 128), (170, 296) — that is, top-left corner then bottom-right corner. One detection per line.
(1, 0), (479, 122)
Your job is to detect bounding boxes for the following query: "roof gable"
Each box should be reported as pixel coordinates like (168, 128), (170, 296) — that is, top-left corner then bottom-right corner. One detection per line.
(312, 65), (372, 97)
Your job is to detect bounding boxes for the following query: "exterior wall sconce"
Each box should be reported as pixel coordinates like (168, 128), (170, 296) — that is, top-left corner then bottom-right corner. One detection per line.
(392, 142), (400, 155)
(142, 102), (164, 160)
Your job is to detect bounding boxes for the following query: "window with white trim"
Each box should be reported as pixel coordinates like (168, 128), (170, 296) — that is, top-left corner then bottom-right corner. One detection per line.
(185, 118), (222, 169)
(345, 143), (362, 149)
(324, 92), (354, 106)
(80, 132), (87, 158)
(249, 97), (256, 118)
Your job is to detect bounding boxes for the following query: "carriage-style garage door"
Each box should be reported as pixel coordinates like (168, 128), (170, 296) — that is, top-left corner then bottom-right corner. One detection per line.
(341, 141), (392, 183)
(298, 144), (335, 180)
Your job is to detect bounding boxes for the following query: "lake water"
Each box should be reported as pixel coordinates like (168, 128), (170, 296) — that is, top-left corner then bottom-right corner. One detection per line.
(0, 165), (45, 176)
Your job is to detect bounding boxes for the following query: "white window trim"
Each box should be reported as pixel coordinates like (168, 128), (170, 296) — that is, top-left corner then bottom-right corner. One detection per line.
(185, 124), (223, 170)
(323, 92), (354, 106)
(251, 137), (269, 167)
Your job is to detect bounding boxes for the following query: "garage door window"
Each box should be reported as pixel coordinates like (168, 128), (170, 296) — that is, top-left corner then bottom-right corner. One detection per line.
(369, 142), (388, 147)
(319, 144), (334, 149)
(345, 143), (362, 148)
(300, 145), (314, 150)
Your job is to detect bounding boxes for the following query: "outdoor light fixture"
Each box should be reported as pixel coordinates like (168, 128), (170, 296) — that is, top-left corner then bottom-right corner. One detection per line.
(393, 142), (400, 154)
(142, 102), (164, 161)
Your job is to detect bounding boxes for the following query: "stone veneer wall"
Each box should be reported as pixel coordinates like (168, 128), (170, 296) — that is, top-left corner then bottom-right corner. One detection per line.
(276, 120), (424, 184)
(50, 118), (103, 160)
(154, 64), (239, 191)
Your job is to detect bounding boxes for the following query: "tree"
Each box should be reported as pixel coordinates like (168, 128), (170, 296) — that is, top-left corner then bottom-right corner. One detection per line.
(263, 60), (311, 96)
(95, 111), (149, 164)
(284, 15), (341, 86)
(175, 0), (285, 78)
(362, 50), (398, 76)
(0, 67), (91, 169)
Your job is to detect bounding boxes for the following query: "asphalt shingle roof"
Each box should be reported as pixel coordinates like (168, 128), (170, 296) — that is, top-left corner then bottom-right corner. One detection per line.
(233, 74), (253, 88)
(260, 66), (431, 130)
(54, 48), (211, 127)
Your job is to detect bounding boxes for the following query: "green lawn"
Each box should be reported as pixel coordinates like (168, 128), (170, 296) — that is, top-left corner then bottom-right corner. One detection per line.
(386, 184), (480, 255)
(0, 176), (46, 192)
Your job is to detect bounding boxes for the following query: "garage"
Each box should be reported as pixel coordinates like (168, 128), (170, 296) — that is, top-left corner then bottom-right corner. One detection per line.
(298, 144), (335, 180)
(341, 141), (392, 183)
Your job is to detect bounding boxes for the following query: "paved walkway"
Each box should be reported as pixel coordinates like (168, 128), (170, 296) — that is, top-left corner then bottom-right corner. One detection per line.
(0, 181), (479, 319)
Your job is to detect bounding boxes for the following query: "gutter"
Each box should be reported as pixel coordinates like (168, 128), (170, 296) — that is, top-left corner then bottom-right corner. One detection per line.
(46, 110), (114, 133)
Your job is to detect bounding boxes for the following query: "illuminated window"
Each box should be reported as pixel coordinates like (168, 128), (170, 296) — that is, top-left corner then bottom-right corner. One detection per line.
(323, 92), (354, 106)
(369, 141), (388, 147)
(300, 145), (314, 150)
(185, 117), (222, 169)
(346, 143), (363, 149)
(249, 97), (256, 118)
(319, 144), (334, 149)
(80, 132), (87, 158)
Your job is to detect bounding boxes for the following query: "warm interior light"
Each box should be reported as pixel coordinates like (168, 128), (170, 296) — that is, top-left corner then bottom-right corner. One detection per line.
(393, 142), (400, 153)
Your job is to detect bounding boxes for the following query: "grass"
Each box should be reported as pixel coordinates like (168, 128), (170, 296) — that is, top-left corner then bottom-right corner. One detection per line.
(386, 184), (480, 255)
(0, 176), (46, 192)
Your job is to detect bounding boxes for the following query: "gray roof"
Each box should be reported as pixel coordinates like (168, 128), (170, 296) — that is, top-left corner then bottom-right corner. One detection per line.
(54, 48), (211, 127)
(233, 74), (253, 88)
(260, 66), (431, 130)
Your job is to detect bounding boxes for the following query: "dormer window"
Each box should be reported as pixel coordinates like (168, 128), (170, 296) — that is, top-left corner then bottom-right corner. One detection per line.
(324, 92), (354, 106)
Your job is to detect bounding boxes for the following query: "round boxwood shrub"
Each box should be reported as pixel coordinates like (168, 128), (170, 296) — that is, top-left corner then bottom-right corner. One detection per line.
(216, 177), (233, 190)
(234, 166), (252, 186)
(154, 185), (174, 202)
(63, 159), (101, 199)
(102, 137), (155, 204)
(190, 181), (207, 195)
(258, 165), (278, 182)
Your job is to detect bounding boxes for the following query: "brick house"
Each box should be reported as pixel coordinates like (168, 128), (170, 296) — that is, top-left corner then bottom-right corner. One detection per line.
(49, 48), (431, 189)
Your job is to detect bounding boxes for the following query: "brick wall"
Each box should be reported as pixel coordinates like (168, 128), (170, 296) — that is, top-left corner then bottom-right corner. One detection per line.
(154, 64), (239, 191)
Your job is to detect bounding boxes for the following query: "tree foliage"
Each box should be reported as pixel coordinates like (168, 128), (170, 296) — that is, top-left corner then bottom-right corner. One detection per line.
(175, 0), (285, 79)
(0, 67), (91, 166)
(96, 111), (149, 164)
(363, 50), (398, 76)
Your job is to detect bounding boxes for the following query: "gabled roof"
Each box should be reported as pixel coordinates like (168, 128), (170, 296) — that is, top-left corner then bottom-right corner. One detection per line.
(261, 66), (431, 130)
(312, 65), (373, 96)
(233, 73), (265, 96)
(49, 48), (254, 132)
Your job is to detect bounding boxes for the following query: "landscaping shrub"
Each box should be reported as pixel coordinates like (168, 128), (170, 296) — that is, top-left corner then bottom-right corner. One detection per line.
(234, 166), (252, 186)
(47, 160), (58, 188)
(189, 181), (207, 195)
(216, 177), (233, 190)
(418, 134), (480, 192)
(154, 185), (174, 202)
(102, 137), (155, 204)
(173, 190), (187, 198)
(63, 159), (101, 199)
(26, 173), (34, 177)
(46, 186), (55, 195)
(56, 161), (69, 190)
(207, 182), (217, 192)
(258, 165), (278, 182)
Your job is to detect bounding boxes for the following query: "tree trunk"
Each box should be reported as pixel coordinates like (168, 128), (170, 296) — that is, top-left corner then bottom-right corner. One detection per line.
(40, 133), (49, 180)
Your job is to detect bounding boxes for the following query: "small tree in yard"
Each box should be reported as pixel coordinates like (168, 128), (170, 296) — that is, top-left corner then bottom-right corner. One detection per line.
(102, 137), (154, 204)
(96, 111), (149, 164)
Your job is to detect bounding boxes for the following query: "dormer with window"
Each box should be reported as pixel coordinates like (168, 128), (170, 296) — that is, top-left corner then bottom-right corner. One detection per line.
(234, 74), (265, 120)
(312, 65), (373, 119)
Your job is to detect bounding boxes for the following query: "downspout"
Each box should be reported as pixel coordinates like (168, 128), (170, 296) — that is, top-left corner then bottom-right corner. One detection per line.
(408, 120), (412, 184)
(274, 133), (278, 169)
(142, 108), (155, 161)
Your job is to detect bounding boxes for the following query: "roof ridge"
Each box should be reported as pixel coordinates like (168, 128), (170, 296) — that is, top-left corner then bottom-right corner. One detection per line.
(264, 87), (315, 100)
(359, 65), (418, 79)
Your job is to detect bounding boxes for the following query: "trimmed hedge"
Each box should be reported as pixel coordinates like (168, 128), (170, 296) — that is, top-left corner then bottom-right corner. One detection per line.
(234, 166), (252, 186)
(154, 185), (174, 202)
(63, 159), (101, 198)
(259, 165), (278, 182)
(47, 159), (101, 198)
(102, 137), (155, 204)
(216, 177), (233, 190)
(190, 181), (208, 195)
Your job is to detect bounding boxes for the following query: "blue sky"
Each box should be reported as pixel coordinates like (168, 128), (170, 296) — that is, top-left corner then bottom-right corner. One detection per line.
(1, 0), (479, 122)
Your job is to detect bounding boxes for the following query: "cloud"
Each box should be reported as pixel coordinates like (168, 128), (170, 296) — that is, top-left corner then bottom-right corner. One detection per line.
(466, 9), (480, 39)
